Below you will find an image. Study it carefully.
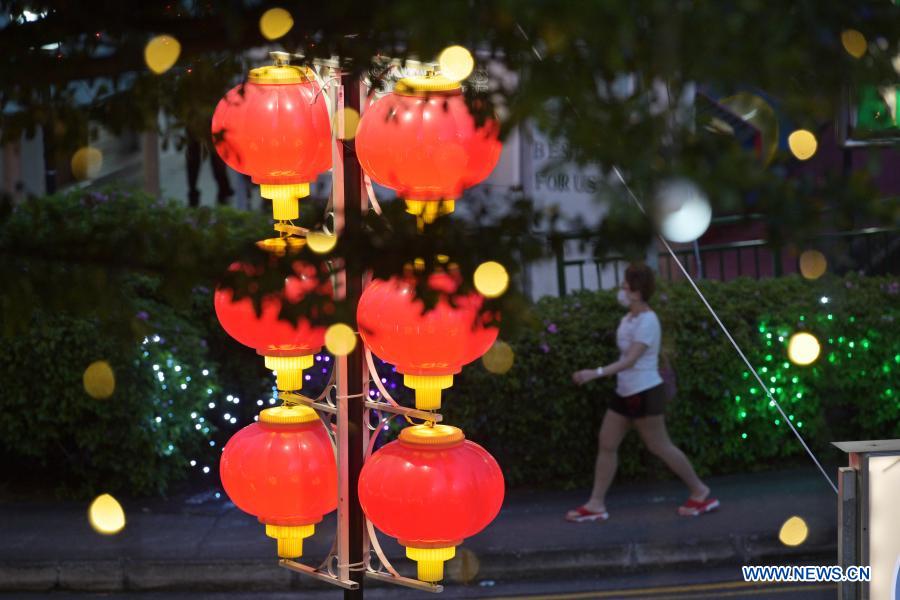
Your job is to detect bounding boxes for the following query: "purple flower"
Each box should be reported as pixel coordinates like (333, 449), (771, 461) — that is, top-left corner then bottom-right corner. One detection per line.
(540, 343), (550, 354)
(547, 323), (558, 334)
(136, 311), (149, 321)
(660, 293), (669, 302)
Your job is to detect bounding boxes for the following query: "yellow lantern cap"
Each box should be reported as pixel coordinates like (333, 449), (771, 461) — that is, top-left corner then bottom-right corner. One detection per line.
(399, 424), (465, 447)
(394, 75), (461, 96)
(248, 64), (316, 85)
(259, 404), (320, 425)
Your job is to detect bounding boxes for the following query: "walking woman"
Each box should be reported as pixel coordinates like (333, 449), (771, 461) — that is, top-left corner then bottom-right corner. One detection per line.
(567, 263), (718, 522)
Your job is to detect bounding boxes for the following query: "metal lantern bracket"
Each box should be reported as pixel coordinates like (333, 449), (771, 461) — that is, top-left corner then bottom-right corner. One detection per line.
(275, 351), (444, 593)
(270, 68), (444, 596)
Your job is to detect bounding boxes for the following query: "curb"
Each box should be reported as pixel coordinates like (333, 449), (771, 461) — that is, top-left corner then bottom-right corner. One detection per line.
(0, 537), (838, 592)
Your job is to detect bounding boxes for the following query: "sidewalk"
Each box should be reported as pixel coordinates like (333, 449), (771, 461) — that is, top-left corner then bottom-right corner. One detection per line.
(0, 468), (838, 593)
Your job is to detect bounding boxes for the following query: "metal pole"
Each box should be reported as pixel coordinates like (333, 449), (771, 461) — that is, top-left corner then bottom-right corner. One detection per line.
(692, 240), (704, 279)
(552, 235), (567, 296)
(341, 71), (366, 600)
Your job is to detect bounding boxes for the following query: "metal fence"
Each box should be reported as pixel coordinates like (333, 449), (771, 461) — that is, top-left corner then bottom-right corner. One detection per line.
(551, 226), (899, 296)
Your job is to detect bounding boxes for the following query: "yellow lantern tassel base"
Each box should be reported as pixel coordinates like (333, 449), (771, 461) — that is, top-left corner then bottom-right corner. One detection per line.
(404, 374), (453, 410)
(406, 546), (456, 582)
(259, 183), (311, 221)
(265, 523), (316, 559)
(264, 354), (315, 391)
(405, 199), (456, 226)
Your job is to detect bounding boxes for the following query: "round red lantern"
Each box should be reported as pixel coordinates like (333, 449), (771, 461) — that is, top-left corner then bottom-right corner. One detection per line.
(212, 53), (331, 221)
(214, 261), (328, 391)
(221, 404), (337, 558)
(358, 424), (504, 582)
(355, 74), (502, 224)
(356, 273), (498, 410)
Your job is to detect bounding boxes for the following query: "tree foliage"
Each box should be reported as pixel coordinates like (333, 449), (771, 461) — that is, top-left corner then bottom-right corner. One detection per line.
(1, 0), (897, 239)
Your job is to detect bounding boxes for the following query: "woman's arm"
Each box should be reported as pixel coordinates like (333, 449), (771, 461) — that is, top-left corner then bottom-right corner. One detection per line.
(572, 342), (648, 385)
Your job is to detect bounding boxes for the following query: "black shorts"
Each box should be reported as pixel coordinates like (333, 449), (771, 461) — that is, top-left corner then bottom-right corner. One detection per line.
(609, 383), (666, 419)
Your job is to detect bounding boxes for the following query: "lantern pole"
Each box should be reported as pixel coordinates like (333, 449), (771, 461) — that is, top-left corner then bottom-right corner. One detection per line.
(340, 70), (367, 600)
(279, 59), (445, 596)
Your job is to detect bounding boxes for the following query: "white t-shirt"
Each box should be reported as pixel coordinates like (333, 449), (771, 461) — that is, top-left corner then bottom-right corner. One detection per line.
(615, 309), (663, 397)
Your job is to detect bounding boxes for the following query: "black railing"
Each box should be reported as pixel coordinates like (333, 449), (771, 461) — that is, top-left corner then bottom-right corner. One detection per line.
(551, 226), (899, 296)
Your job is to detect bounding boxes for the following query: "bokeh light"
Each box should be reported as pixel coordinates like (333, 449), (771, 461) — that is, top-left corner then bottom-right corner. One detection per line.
(70, 146), (103, 180)
(447, 546), (480, 584)
(336, 107), (360, 140)
(307, 231), (337, 254)
(654, 178), (712, 243)
(841, 29), (867, 59)
(799, 250), (827, 280)
(788, 129), (818, 160)
(325, 323), (356, 356)
(88, 494), (126, 535)
(482, 341), (515, 375)
(788, 332), (821, 366)
(779, 516), (809, 546)
(259, 7), (293, 41)
(144, 35), (181, 75)
(473, 261), (509, 298)
(718, 93), (779, 166)
(438, 45), (474, 82)
(83, 360), (115, 399)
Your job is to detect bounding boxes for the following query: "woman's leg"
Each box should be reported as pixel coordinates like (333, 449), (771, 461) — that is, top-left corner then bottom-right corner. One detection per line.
(633, 415), (709, 500)
(583, 409), (631, 512)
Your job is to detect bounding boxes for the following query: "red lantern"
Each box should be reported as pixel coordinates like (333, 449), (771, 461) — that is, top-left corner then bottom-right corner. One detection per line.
(355, 74), (502, 224)
(212, 54), (331, 221)
(357, 273), (498, 409)
(358, 424), (504, 582)
(221, 405), (337, 558)
(214, 261), (329, 391)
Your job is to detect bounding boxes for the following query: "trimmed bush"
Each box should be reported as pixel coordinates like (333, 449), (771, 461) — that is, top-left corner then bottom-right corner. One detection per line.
(2, 189), (896, 495)
(0, 190), (273, 497)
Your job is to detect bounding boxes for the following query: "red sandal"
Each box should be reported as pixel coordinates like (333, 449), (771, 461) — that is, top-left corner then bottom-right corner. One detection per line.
(678, 496), (720, 517)
(565, 506), (610, 523)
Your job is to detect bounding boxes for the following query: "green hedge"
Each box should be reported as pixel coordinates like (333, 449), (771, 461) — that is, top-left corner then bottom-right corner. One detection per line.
(2, 190), (897, 496)
(447, 275), (900, 489)
(0, 190), (274, 497)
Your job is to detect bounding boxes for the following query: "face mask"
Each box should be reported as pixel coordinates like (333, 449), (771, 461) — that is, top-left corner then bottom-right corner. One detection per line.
(617, 288), (632, 308)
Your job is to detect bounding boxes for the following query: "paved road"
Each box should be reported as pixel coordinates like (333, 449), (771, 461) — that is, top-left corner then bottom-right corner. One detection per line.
(0, 566), (838, 599)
